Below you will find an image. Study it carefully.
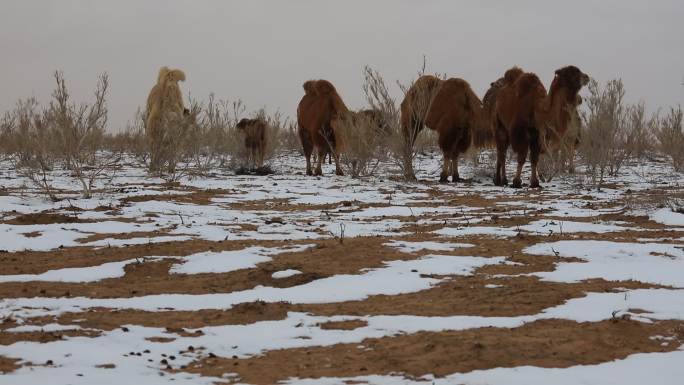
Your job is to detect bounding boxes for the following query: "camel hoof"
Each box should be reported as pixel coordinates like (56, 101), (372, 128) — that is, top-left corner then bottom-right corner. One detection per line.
(530, 179), (541, 188)
(452, 176), (462, 183)
(511, 178), (522, 188)
(439, 175), (449, 183)
(335, 169), (344, 176)
(306, 169), (313, 176)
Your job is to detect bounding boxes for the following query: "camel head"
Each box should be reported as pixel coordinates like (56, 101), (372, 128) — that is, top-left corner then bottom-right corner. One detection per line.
(553, 65), (589, 97)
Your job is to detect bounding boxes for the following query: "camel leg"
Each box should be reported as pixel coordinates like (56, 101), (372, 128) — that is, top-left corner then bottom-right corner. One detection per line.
(333, 150), (344, 176)
(255, 145), (264, 169)
(529, 136), (541, 188)
(494, 148), (503, 186)
(314, 147), (324, 176)
(439, 155), (450, 183)
(302, 144), (313, 175)
(567, 142), (576, 174)
(305, 154), (313, 176)
(494, 119), (508, 186)
(451, 156), (461, 182)
(511, 148), (527, 188)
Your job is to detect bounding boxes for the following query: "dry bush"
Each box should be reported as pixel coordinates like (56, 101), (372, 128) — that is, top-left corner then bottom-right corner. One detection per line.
(1, 97), (59, 199)
(0, 98), (53, 163)
(150, 100), (202, 181)
(625, 102), (656, 159)
(362, 65), (438, 181)
(415, 128), (438, 155)
(668, 197), (684, 214)
(278, 120), (301, 153)
(263, 110), (284, 163)
(2, 72), (119, 199)
(50, 71), (119, 198)
(334, 111), (384, 178)
(196, 95), (241, 168)
(110, 108), (148, 164)
(579, 78), (634, 185)
(654, 106), (683, 171)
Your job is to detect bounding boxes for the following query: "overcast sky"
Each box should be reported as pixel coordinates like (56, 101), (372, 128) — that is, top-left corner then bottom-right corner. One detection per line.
(1, 0), (682, 131)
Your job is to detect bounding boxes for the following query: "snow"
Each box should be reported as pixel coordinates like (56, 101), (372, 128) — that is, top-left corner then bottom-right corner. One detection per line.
(6, 324), (83, 333)
(519, 219), (630, 234)
(0, 255), (508, 317)
(169, 245), (313, 275)
(0, 221), (160, 252)
(272, 269), (302, 279)
(383, 240), (474, 253)
(2, 288), (684, 385)
(285, 350), (684, 385)
(525, 240), (684, 287)
(0, 259), (143, 283)
(650, 207), (684, 227)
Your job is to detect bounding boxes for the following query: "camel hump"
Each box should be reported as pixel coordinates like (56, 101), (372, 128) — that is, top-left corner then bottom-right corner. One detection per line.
(516, 73), (544, 96)
(504, 66), (524, 85)
(157, 67), (170, 84)
(442, 78), (481, 109)
(302, 80), (318, 95)
(314, 79), (337, 95)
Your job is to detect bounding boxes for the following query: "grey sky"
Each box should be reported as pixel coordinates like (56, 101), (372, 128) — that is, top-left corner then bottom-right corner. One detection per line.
(1, 0), (682, 131)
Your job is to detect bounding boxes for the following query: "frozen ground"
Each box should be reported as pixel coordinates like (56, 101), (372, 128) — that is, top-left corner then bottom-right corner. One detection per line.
(0, 151), (682, 384)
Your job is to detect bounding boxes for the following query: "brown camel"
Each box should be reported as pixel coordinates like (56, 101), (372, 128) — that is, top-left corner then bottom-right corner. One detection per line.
(400, 75), (442, 146)
(424, 77), (491, 182)
(297, 79), (348, 176)
(494, 65), (589, 188)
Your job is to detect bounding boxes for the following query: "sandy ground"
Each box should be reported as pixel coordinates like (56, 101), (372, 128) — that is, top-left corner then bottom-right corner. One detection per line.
(0, 151), (682, 384)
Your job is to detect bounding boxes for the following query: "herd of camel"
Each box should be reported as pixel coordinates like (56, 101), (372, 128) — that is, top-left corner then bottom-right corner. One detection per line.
(146, 65), (589, 188)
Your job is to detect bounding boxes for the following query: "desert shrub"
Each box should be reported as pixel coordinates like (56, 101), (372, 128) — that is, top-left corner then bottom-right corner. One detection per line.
(415, 128), (438, 155)
(108, 108), (148, 164)
(150, 100), (201, 181)
(0, 98), (54, 164)
(579, 79), (634, 185)
(625, 102), (656, 159)
(1, 97), (59, 199)
(668, 197), (684, 214)
(263, 110), (284, 163)
(278, 120), (301, 153)
(2, 72), (119, 199)
(196, 95), (241, 168)
(362, 64), (438, 181)
(334, 111), (384, 178)
(49, 71), (120, 198)
(654, 106), (684, 171)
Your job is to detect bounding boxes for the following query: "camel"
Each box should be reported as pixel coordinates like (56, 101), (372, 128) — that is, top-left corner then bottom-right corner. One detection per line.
(493, 65), (589, 188)
(297, 79), (348, 176)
